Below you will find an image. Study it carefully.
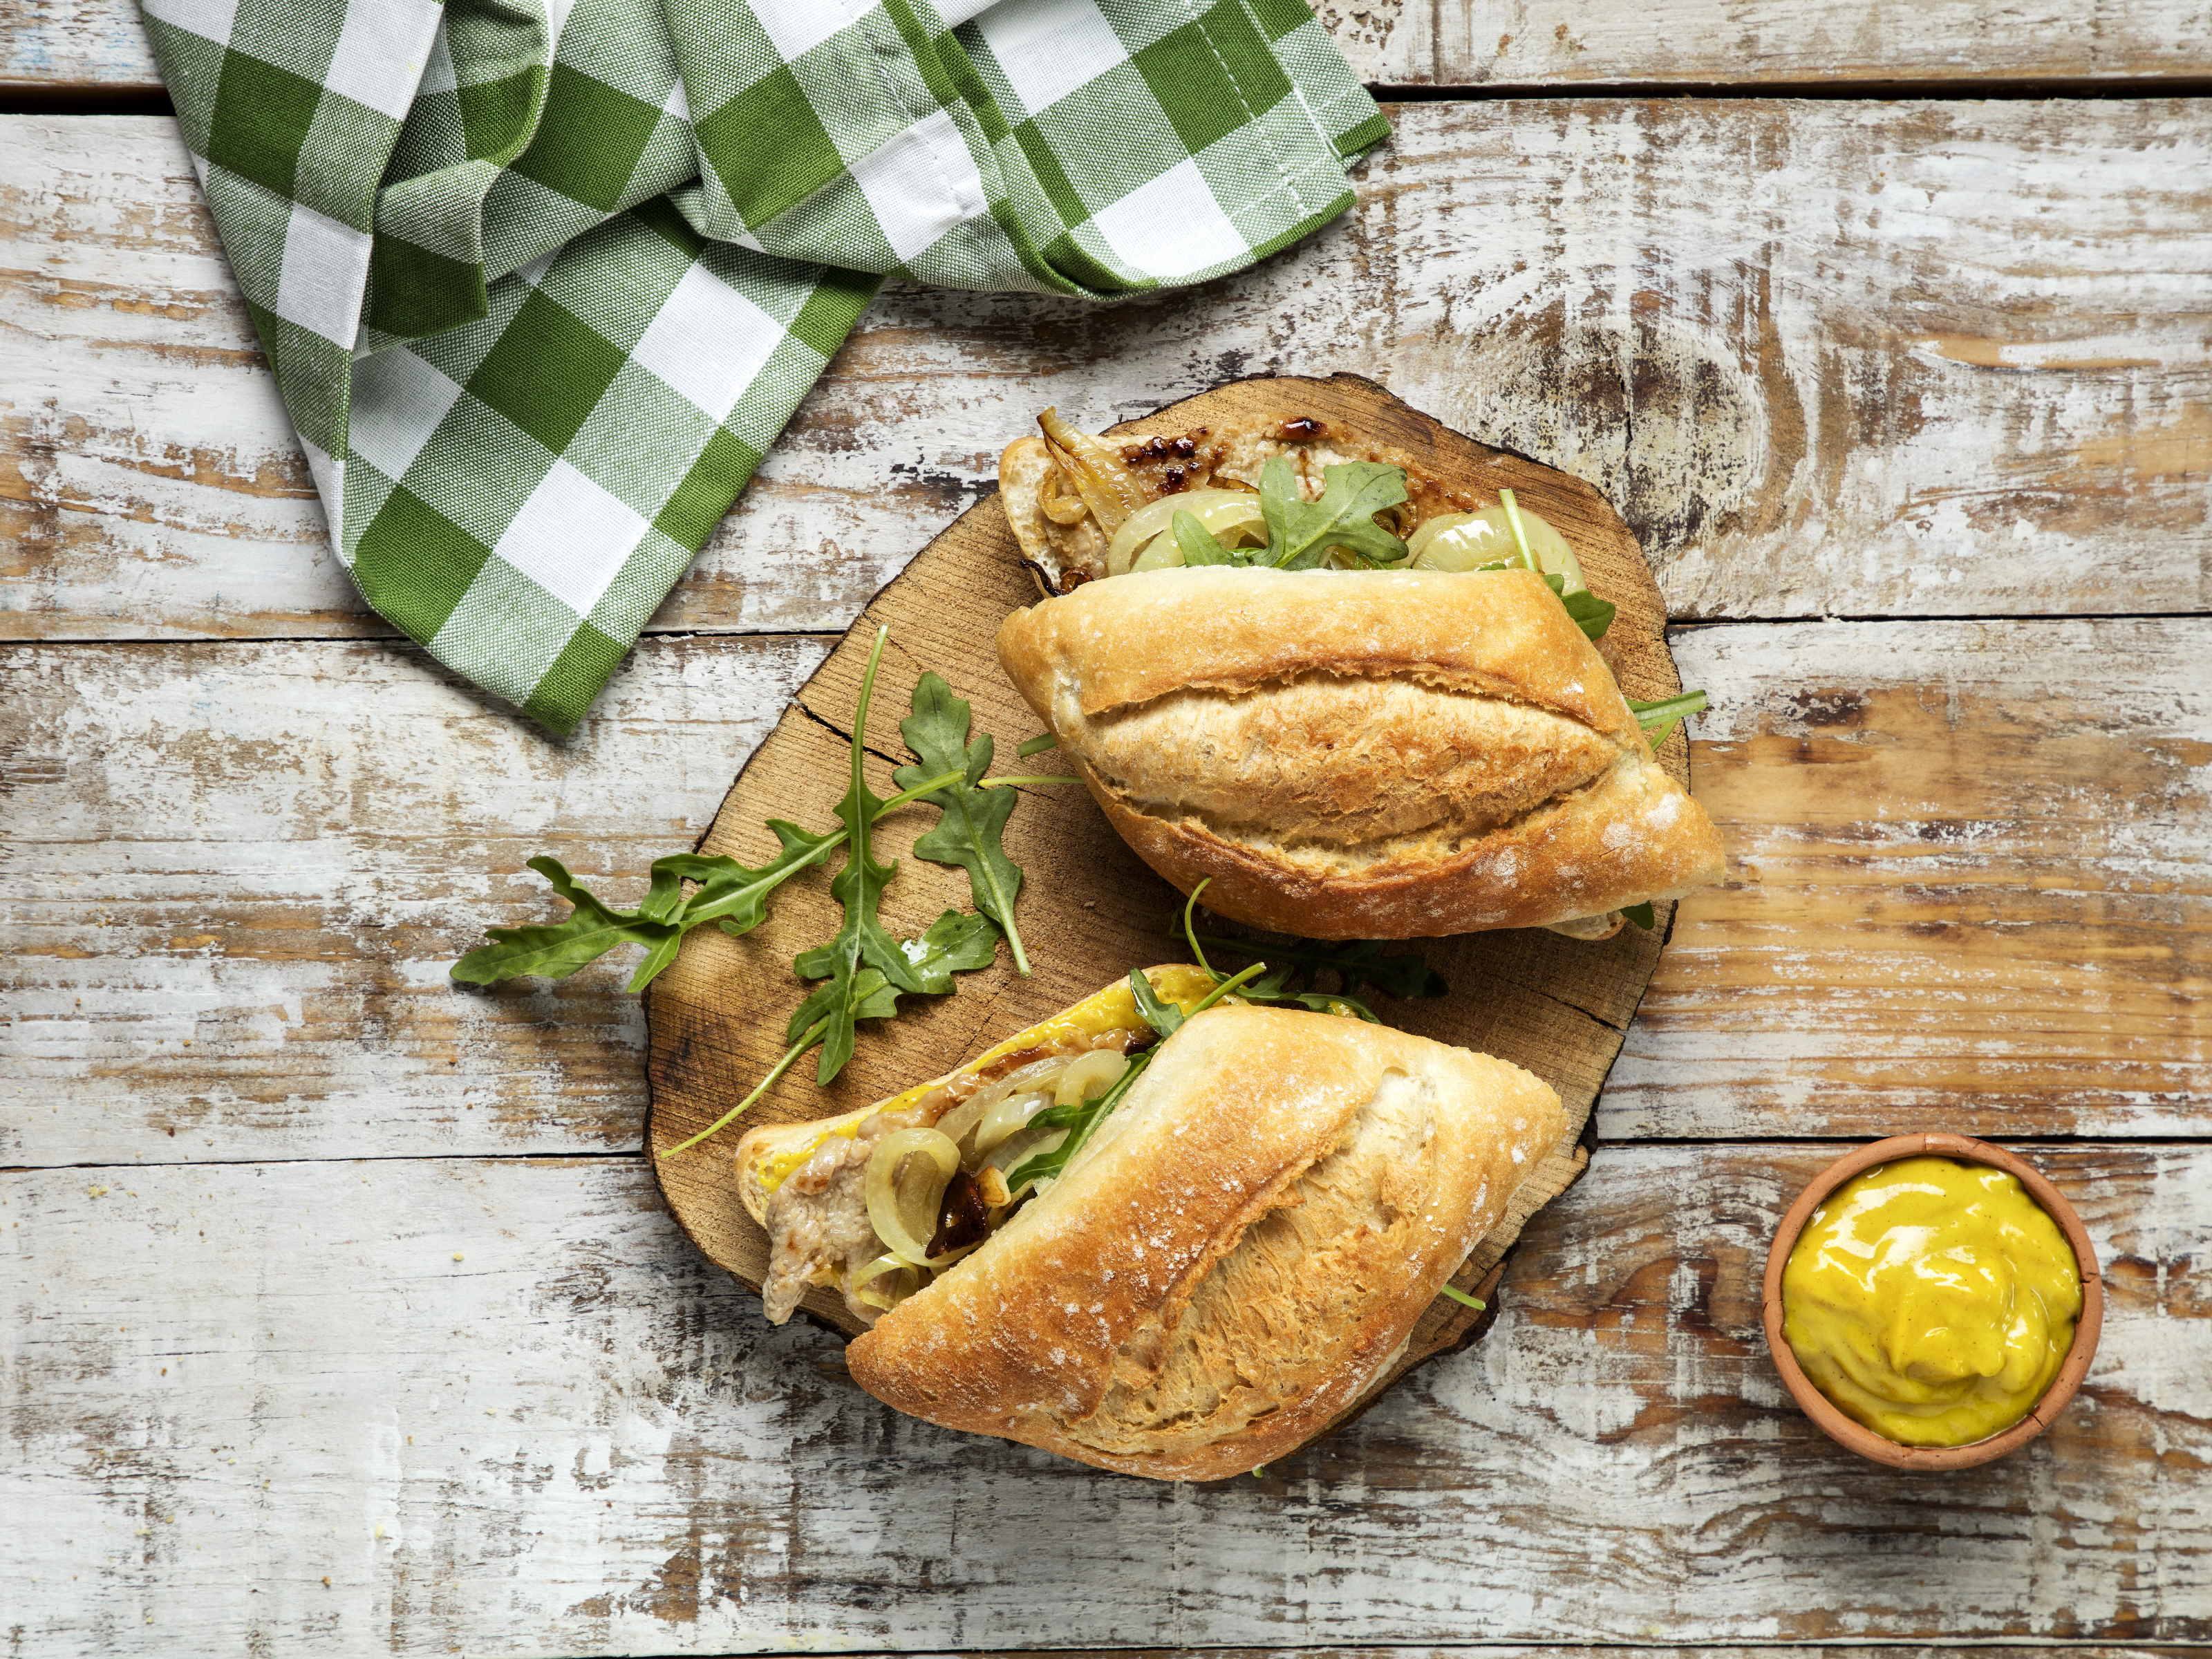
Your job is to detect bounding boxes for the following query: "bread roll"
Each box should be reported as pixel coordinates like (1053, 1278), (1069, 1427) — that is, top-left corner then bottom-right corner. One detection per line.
(997, 564), (1725, 937)
(844, 1002), (1565, 1480)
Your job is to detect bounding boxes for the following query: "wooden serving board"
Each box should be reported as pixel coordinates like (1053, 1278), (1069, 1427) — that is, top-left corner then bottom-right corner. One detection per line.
(645, 372), (1691, 1412)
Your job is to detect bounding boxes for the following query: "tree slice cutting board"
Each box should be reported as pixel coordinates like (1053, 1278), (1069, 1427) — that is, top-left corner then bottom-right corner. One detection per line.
(646, 373), (1693, 1440)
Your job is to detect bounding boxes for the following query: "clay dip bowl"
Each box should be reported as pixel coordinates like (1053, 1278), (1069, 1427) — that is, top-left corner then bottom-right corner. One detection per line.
(1761, 1132), (2103, 1470)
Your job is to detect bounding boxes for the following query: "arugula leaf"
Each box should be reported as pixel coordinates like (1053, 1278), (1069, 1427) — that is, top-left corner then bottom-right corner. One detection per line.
(787, 907), (996, 1061)
(451, 822), (852, 994)
(451, 856), (679, 987)
(1008, 962), (1265, 1193)
(1625, 689), (1708, 751)
(1259, 455), (1409, 570)
(1438, 1284), (1487, 1312)
(1172, 509), (1238, 566)
(1129, 967), (1186, 1040)
(790, 627), (936, 1084)
(1622, 901), (1657, 932)
(899, 907), (1002, 991)
(1015, 731), (1060, 759)
(1186, 932), (1445, 1015)
(1547, 572), (1615, 641)
(895, 673), (1029, 976)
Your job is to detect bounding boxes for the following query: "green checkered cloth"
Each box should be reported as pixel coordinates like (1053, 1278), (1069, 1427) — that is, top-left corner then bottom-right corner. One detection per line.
(138, 0), (1389, 731)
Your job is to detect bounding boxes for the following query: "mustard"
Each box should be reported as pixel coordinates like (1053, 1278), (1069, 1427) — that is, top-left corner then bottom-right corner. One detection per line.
(1781, 1156), (2081, 1447)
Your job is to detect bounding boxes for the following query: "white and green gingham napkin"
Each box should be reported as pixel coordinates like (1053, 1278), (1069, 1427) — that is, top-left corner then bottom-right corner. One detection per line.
(138, 0), (1389, 731)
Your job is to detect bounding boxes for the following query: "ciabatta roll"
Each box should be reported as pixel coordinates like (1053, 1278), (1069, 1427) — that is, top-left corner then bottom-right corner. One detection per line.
(841, 1002), (1564, 1480)
(997, 565), (1724, 937)
(994, 409), (1725, 939)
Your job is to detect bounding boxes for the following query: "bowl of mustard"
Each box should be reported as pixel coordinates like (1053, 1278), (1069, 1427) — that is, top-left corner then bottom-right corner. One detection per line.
(1762, 1133), (2103, 1470)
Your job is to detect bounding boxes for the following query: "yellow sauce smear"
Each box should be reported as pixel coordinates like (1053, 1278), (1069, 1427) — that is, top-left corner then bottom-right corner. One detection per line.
(753, 964), (1219, 1194)
(1782, 1156), (2082, 1447)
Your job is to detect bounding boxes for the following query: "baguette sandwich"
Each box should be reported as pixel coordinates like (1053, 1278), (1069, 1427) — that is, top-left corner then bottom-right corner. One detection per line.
(994, 409), (1725, 939)
(733, 967), (1565, 1480)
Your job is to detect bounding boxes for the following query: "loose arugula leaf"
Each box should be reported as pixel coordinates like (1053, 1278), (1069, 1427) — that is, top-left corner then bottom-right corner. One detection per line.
(452, 823), (853, 993)
(1626, 689), (1709, 751)
(1259, 455), (1409, 570)
(1015, 731), (1060, 759)
(451, 856), (679, 986)
(895, 673), (1030, 976)
(898, 907), (1002, 992)
(1622, 901), (1658, 931)
(1438, 1284), (1487, 1312)
(786, 908), (997, 1071)
(791, 627), (934, 1085)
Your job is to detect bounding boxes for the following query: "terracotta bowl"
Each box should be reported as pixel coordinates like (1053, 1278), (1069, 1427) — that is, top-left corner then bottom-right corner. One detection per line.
(1761, 1132), (2103, 1470)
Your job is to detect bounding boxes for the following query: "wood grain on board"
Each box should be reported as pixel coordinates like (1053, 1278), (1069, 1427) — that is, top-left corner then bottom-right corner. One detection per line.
(5, 1143), (2206, 1656)
(6, 617), (2204, 1167)
(644, 372), (1680, 1351)
(6, 0), (2210, 94)
(6, 100), (2208, 644)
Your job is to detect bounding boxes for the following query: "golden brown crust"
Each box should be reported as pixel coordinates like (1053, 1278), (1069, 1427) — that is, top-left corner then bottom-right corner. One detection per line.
(995, 567), (1725, 937)
(843, 1004), (1566, 1481)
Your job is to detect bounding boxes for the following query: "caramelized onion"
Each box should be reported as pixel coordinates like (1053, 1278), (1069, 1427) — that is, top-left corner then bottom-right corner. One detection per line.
(1037, 463), (1091, 525)
(1038, 409), (1148, 534)
(864, 1127), (962, 1265)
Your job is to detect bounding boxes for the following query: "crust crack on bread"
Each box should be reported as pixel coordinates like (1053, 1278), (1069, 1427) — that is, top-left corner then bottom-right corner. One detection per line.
(841, 1002), (1566, 1481)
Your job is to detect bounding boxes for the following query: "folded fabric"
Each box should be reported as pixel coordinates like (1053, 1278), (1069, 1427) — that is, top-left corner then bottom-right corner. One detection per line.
(138, 0), (1389, 730)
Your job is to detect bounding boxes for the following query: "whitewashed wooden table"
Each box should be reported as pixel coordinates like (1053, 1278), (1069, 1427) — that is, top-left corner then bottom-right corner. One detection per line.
(3, 3), (2210, 1655)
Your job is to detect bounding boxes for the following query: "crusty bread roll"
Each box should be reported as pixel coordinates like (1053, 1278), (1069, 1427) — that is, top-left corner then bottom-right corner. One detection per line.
(843, 1002), (1565, 1481)
(996, 565), (1725, 937)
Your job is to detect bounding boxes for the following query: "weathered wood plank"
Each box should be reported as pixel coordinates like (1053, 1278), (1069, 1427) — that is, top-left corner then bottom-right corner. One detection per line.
(1614, 618), (2212, 1141)
(6, 101), (2206, 641)
(4, 619), (2202, 1167)
(8, 0), (2210, 94)
(3, 1143), (2205, 1656)
(0, 635), (829, 1165)
(1321, 0), (2212, 88)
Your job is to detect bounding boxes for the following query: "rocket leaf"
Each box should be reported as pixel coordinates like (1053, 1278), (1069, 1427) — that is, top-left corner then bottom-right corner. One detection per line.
(895, 673), (1030, 976)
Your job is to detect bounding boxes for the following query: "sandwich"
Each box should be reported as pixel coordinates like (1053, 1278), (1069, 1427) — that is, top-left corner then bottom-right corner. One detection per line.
(733, 966), (1566, 1480)
(994, 409), (1726, 939)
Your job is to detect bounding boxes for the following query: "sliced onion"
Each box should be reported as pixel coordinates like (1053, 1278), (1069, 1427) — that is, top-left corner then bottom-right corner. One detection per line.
(931, 1095), (989, 1154)
(1037, 464), (1090, 525)
(973, 1089), (1054, 1156)
(1053, 1047), (1130, 1107)
(850, 1252), (920, 1312)
(1128, 535), (1184, 573)
(936, 1056), (1072, 1160)
(984, 1124), (1067, 1185)
(864, 1127), (962, 1266)
(1105, 488), (1265, 575)
(1038, 409), (1148, 534)
(1409, 505), (1585, 591)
